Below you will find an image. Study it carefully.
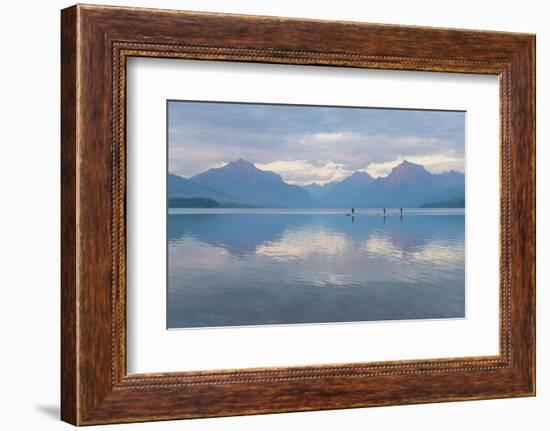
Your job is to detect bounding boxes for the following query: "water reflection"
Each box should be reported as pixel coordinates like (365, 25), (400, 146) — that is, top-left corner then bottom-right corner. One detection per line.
(168, 211), (465, 328)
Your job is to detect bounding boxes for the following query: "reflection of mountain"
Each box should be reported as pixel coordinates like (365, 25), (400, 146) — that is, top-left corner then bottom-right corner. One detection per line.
(377, 214), (464, 252)
(364, 233), (464, 266)
(168, 212), (465, 328)
(168, 213), (464, 258)
(168, 214), (296, 256)
(169, 159), (464, 208)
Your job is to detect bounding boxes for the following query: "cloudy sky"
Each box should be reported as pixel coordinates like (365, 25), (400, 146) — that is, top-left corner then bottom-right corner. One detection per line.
(168, 100), (465, 185)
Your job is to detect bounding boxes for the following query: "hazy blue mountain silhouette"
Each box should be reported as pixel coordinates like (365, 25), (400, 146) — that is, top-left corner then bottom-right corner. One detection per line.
(301, 182), (337, 199)
(318, 171), (375, 207)
(169, 159), (464, 208)
(168, 174), (236, 202)
(191, 159), (317, 208)
(351, 161), (464, 208)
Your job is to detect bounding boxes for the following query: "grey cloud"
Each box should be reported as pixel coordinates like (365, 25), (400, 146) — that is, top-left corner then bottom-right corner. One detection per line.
(168, 101), (464, 181)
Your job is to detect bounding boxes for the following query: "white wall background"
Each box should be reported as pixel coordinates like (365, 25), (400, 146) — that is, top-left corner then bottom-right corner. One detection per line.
(0, 0), (546, 429)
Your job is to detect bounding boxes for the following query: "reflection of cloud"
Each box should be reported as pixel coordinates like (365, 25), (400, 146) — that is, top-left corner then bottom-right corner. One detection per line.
(364, 233), (463, 267)
(256, 228), (347, 260)
(413, 242), (465, 265)
(169, 238), (230, 271)
(168, 213), (465, 305)
(308, 272), (350, 287)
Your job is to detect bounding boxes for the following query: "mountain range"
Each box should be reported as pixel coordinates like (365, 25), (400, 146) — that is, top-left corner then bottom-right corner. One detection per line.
(168, 159), (465, 208)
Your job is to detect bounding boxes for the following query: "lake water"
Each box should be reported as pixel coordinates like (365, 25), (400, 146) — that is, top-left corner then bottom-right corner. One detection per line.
(167, 209), (465, 329)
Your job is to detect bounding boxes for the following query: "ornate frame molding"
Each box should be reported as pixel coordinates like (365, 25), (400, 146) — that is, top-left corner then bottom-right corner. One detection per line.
(61, 5), (535, 425)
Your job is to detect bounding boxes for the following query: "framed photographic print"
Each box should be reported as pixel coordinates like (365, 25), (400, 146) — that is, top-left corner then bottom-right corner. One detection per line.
(164, 101), (466, 330)
(61, 4), (535, 425)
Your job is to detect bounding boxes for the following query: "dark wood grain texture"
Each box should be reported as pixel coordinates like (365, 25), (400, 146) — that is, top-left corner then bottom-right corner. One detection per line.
(60, 5), (78, 425)
(60, 4), (535, 425)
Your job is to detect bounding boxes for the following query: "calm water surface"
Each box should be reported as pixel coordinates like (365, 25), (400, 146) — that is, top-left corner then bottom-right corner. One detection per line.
(167, 209), (465, 328)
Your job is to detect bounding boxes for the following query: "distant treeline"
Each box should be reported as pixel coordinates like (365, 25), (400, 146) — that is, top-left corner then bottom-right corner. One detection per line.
(420, 197), (465, 208)
(169, 196), (465, 209)
(169, 197), (221, 208)
(168, 197), (259, 209)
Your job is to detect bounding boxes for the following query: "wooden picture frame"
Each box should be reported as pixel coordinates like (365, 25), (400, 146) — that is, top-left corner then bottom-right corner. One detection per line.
(61, 4), (535, 425)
